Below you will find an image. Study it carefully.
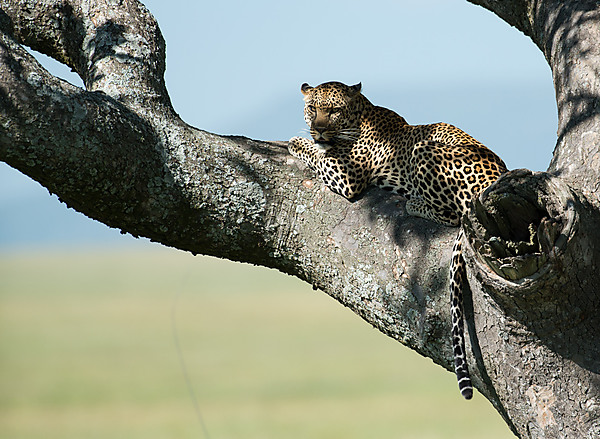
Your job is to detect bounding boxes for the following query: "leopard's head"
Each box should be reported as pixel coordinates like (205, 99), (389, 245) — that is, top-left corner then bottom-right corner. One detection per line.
(301, 81), (364, 148)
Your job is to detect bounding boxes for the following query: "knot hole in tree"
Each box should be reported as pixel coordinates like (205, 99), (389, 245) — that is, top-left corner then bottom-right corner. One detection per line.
(462, 169), (580, 318)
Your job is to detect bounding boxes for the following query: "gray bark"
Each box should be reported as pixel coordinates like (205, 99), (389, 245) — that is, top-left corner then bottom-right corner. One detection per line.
(1, 1), (599, 437)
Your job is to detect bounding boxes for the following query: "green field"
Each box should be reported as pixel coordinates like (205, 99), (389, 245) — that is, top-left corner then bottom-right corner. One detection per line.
(0, 247), (512, 438)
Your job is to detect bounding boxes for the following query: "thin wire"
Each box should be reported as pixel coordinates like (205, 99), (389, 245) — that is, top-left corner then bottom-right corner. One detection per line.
(171, 287), (212, 439)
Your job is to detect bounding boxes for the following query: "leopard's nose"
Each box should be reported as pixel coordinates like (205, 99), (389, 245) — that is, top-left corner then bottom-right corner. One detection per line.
(312, 129), (329, 142)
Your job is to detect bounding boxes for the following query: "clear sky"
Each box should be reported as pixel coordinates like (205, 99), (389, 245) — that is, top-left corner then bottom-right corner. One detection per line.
(0, 0), (557, 249)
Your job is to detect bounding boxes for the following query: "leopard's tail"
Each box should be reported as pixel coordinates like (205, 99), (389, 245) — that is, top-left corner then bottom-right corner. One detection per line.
(450, 228), (473, 400)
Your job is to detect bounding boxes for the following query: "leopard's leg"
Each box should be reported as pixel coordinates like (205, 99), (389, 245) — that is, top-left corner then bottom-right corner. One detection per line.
(288, 136), (321, 170)
(405, 195), (460, 227)
(450, 228), (473, 399)
(288, 137), (368, 200)
(317, 156), (369, 200)
(406, 140), (471, 227)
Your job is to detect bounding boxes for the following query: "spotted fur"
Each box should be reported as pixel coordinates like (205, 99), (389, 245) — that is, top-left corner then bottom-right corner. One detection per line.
(289, 81), (507, 399)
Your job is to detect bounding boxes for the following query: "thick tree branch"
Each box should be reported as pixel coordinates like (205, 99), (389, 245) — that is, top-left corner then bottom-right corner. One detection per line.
(468, 0), (600, 199)
(0, 0), (460, 382)
(2, 1), (600, 438)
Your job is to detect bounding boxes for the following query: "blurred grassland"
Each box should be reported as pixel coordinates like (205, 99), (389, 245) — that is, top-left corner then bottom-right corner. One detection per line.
(0, 247), (512, 438)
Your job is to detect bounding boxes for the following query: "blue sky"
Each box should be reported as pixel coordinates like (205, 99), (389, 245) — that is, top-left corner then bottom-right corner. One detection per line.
(0, 0), (557, 249)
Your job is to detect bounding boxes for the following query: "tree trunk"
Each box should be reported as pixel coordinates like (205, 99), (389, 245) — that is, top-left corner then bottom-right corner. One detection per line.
(1, 1), (598, 437)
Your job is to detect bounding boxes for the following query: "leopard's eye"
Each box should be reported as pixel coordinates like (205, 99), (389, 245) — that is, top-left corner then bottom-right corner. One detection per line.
(307, 105), (316, 112)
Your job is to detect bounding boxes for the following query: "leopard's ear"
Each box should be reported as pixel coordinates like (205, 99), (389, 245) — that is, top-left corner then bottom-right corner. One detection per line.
(350, 82), (362, 94)
(301, 83), (313, 95)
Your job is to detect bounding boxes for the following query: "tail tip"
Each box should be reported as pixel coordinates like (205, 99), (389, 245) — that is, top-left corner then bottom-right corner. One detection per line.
(461, 386), (473, 400)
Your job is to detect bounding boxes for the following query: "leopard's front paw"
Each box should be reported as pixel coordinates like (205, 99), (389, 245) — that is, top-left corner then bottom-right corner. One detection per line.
(288, 136), (301, 151)
(288, 136), (308, 157)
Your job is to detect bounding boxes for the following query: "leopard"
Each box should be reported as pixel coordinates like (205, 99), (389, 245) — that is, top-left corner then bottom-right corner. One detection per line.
(288, 81), (507, 400)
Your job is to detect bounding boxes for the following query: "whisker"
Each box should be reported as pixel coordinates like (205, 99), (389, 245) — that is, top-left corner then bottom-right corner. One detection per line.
(335, 129), (360, 142)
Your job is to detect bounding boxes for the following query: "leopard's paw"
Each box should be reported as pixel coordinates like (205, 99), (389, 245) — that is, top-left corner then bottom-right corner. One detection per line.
(288, 136), (308, 157)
